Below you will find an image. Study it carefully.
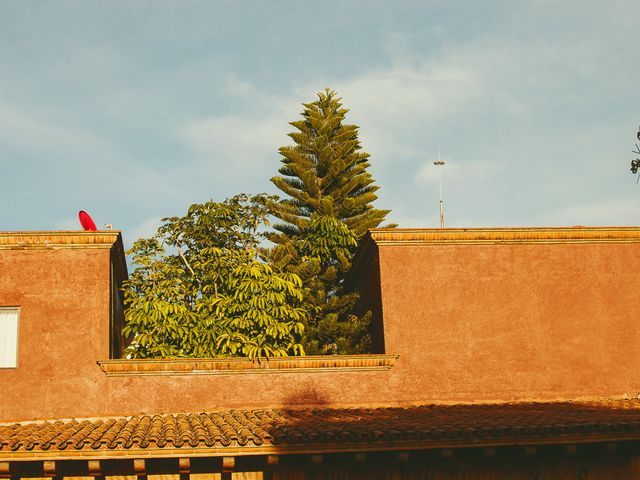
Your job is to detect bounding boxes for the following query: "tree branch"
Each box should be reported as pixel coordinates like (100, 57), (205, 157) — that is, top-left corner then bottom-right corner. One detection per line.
(177, 245), (195, 276)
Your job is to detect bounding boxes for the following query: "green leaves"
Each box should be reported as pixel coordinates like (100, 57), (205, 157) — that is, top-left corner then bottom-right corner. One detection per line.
(123, 90), (391, 360)
(122, 194), (306, 361)
(270, 88), (390, 241)
(268, 89), (388, 354)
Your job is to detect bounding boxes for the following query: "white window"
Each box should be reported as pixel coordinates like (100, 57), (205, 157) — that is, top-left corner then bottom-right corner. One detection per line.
(0, 308), (19, 368)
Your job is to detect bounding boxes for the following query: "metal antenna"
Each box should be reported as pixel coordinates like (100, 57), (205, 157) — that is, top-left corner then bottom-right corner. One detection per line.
(433, 146), (446, 228)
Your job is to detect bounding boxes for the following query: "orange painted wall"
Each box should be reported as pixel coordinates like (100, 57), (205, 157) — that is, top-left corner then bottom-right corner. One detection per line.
(376, 237), (640, 402)
(0, 247), (111, 417)
(0, 233), (403, 421)
(2, 229), (640, 422)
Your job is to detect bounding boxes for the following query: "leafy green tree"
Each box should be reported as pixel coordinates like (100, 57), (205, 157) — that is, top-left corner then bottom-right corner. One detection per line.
(269, 89), (389, 354)
(122, 194), (306, 360)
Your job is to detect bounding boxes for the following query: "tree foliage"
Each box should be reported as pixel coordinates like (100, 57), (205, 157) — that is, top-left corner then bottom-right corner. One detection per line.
(268, 89), (389, 354)
(122, 194), (306, 360)
(630, 126), (640, 176)
(271, 88), (390, 241)
(122, 90), (392, 359)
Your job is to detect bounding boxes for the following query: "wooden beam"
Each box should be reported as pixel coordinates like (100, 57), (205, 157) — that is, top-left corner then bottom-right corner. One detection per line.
(0, 462), (10, 479)
(43, 461), (56, 477)
(179, 458), (191, 474)
(221, 459), (235, 480)
(87, 459), (104, 480)
(222, 456), (235, 472)
(178, 457), (190, 480)
(87, 460), (102, 476)
(133, 458), (146, 480)
(262, 455), (280, 480)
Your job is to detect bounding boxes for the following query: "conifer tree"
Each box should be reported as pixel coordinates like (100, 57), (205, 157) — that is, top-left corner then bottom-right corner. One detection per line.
(271, 89), (389, 241)
(269, 89), (390, 354)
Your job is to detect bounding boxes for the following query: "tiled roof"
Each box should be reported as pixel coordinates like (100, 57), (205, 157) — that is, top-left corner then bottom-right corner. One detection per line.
(2, 400), (640, 459)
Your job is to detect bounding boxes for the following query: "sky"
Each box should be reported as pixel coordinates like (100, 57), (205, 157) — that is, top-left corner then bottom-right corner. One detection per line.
(1, 0), (639, 252)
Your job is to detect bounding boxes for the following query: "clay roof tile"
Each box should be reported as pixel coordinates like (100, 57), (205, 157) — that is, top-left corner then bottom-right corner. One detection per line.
(3, 400), (640, 456)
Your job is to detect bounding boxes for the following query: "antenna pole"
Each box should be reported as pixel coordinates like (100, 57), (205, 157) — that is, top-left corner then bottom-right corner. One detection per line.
(433, 147), (446, 228)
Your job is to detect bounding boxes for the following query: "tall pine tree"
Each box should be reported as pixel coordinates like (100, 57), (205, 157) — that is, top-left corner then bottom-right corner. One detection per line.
(271, 88), (389, 241)
(269, 89), (390, 354)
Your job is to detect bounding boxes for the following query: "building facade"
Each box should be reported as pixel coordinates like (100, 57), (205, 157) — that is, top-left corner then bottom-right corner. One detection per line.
(1, 228), (640, 479)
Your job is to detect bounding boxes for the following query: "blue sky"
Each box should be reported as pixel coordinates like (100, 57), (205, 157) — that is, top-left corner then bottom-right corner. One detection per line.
(1, 1), (639, 250)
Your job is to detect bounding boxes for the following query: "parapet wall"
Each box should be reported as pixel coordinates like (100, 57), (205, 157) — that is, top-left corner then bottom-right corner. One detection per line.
(355, 227), (640, 402)
(2, 227), (639, 422)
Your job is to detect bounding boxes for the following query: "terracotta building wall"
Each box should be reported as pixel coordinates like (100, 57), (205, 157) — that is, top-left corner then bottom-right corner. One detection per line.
(372, 228), (640, 402)
(0, 239), (112, 416)
(2, 228), (640, 422)
(0, 232), (403, 421)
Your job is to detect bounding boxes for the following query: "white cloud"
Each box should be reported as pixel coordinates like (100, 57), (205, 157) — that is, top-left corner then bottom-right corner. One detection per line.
(224, 73), (255, 97)
(183, 114), (287, 174)
(181, 82), (304, 179)
(0, 101), (101, 158)
(339, 64), (480, 123)
(325, 64), (482, 161)
(181, 58), (484, 183)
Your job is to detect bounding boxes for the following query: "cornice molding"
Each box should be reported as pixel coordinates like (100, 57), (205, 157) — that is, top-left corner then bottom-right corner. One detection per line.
(97, 354), (398, 376)
(367, 227), (640, 246)
(0, 231), (122, 250)
(346, 226), (640, 286)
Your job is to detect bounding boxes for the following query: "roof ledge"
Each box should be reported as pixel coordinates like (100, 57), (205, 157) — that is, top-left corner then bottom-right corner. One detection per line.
(97, 354), (398, 376)
(367, 226), (640, 245)
(0, 231), (122, 249)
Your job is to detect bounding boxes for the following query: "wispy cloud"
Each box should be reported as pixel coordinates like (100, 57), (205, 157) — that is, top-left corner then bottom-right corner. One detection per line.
(183, 114), (287, 176)
(0, 100), (102, 158)
(2, 1), (639, 236)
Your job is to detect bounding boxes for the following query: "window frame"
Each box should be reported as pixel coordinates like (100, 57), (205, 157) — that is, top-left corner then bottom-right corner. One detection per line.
(0, 306), (20, 369)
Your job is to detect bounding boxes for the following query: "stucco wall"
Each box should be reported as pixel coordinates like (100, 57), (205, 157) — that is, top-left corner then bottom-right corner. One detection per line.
(0, 233), (403, 421)
(376, 236), (640, 402)
(0, 247), (111, 418)
(2, 229), (640, 422)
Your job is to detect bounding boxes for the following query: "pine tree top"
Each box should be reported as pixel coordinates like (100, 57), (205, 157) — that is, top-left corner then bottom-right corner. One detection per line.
(271, 89), (389, 240)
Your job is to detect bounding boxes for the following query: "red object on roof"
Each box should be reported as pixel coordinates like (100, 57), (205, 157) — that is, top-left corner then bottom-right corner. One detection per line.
(78, 210), (97, 231)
